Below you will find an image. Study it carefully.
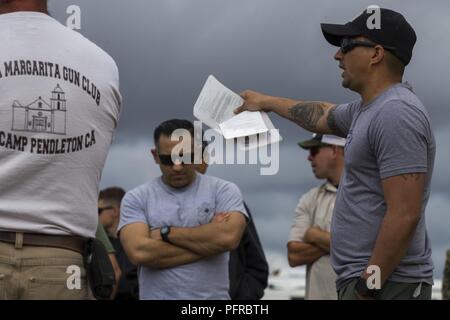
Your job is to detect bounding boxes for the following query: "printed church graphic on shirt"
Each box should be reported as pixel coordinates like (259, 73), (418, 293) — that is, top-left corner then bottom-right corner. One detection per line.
(12, 85), (67, 135)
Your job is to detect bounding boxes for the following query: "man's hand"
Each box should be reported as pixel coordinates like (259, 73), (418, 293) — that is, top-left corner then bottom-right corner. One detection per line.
(287, 241), (328, 267)
(303, 226), (320, 244)
(303, 226), (331, 252)
(354, 290), (375, 300)
(234, 90), (277, 114)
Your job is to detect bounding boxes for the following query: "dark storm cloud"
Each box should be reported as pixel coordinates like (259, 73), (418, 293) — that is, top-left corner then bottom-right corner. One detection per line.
(48, 0), (450, 138)
(49, 0), (450, 278)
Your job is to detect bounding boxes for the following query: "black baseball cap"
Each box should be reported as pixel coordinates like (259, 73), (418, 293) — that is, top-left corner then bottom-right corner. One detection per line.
(298, 134), (325, 149)
(297, 134), (346, 149)
(321, 7), (416, 65)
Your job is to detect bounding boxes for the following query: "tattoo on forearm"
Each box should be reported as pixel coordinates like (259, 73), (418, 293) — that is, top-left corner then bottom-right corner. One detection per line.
(327, 106), (345, 137)
(288, 102), (325, 131)
(400, 173), (422, 181)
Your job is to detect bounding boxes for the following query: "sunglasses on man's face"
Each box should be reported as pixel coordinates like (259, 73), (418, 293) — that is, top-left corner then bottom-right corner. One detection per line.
(98, 206), (113, 215)
(309, 145), (332, 157)
(340, 38), (377, 54)
(309, 147), (323, 157)
(158, 153), (195, 166)
(340, 38), (396, 55)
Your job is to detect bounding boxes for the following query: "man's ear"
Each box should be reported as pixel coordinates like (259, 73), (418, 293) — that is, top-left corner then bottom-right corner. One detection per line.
(151, 148), (159, 164)
(331, 145), (339, 158)
(371, 45), (385, 65)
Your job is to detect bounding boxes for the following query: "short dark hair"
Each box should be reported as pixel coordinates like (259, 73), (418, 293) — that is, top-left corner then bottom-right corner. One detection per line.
(385, 50), (405, 77)
(153, 119), (194, 149)
(99, 187), (126, 207)
(0, 0), (47, 9)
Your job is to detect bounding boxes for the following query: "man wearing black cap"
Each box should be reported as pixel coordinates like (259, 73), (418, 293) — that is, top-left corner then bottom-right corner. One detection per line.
(235, 7), (435, 300)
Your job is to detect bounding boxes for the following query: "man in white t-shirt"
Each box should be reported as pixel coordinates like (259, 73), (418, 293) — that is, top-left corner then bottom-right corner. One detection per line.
(119, 119), (248, 300)
(288, 134), (345, 299)
(0, 0), (122, 299)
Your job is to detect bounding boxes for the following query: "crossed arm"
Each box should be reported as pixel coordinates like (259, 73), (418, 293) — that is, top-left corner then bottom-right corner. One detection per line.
(288, 227), (331, 267)
(120, 212), (247, 269)
(156, 212), (247, 256)
(234, 90), (343, 136)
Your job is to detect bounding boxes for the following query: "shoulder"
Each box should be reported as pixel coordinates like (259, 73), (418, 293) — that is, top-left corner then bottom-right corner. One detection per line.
(375, 84), (430, 120)
(305, 185), (323, 197)
(372, 98), (431, 132)
(77, 34), (119, 73)
(370, 84), (431, 130)
(334, 99), (362, 114)
(123, 179), (159, 203)
(298, 185), (322, 204)
(200, 174), (241, 193)
(50, 18), (119, 74)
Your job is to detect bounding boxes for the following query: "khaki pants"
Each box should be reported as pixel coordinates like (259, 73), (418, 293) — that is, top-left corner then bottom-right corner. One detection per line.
(0, 235), (89, 300)
(338, 277), (432, 300)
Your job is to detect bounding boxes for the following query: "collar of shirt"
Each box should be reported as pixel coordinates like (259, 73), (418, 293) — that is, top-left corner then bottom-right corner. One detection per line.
(323, 181), (338, 193)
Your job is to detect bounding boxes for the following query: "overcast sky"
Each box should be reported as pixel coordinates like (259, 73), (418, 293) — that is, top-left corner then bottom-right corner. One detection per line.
(49, 0), (450, 279)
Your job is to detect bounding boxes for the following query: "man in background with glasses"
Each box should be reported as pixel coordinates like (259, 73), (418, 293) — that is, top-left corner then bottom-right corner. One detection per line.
(118, 119), (248, 299)
(98, 187), (138, 300)
(288, 134), (345, 300)
(236, 7), (435, 299)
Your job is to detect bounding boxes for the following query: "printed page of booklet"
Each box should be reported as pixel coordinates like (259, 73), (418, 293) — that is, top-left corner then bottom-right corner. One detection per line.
(193, 75), (282, 149)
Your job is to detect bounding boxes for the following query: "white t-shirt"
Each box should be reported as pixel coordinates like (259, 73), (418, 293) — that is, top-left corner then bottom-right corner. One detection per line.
(0, 12), (122, 238)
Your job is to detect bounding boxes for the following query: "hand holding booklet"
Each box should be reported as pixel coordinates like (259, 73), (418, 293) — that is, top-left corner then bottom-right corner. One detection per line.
(193, 75), (282, 150)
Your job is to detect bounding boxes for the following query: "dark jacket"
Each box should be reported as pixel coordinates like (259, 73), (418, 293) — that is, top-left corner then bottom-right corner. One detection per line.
(229, 204), (269, 300)
(109, 236), (139, 300)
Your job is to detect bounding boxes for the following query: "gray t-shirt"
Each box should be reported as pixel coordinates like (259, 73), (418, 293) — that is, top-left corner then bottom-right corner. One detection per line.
(118, 173), (248, 300)
(331, 82), (435, 289)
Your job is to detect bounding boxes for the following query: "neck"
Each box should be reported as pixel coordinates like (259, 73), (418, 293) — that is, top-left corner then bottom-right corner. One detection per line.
(162, 173), (197, 189)
(359, 73), (401, 105)
(0, 0), (47, 15)
(107, 220), (120, 238)
(328, 164), (344, 187)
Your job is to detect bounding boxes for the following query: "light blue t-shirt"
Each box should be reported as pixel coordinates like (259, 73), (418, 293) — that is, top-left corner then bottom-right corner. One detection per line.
(331, 82), (435, 290)
(118, 173), (248, 300)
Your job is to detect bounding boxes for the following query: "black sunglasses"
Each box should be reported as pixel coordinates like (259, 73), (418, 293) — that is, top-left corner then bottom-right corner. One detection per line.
(309, 145), (332, 157)
(98, 206), (113, 215)
(340, 38), (377, 54)
(158, 153), (195, 166)
(340, 38), (396, 55)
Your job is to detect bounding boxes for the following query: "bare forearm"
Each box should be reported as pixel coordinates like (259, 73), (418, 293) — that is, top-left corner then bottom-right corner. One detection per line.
(288, 241), (328, 267)
(135, 239), (203, 269)
(365, 210), (421, 285)
(310, 231), (331, 252)
(169, 224), (235, 256)
(262, 96), (337, 134)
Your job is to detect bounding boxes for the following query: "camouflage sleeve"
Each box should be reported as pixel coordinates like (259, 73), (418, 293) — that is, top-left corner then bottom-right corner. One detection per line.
(95, 222), (116, 254)
(443, 250), (450, 300)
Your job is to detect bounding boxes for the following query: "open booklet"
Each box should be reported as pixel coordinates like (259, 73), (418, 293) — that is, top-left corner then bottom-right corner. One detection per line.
(193, 75), (282, 150)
